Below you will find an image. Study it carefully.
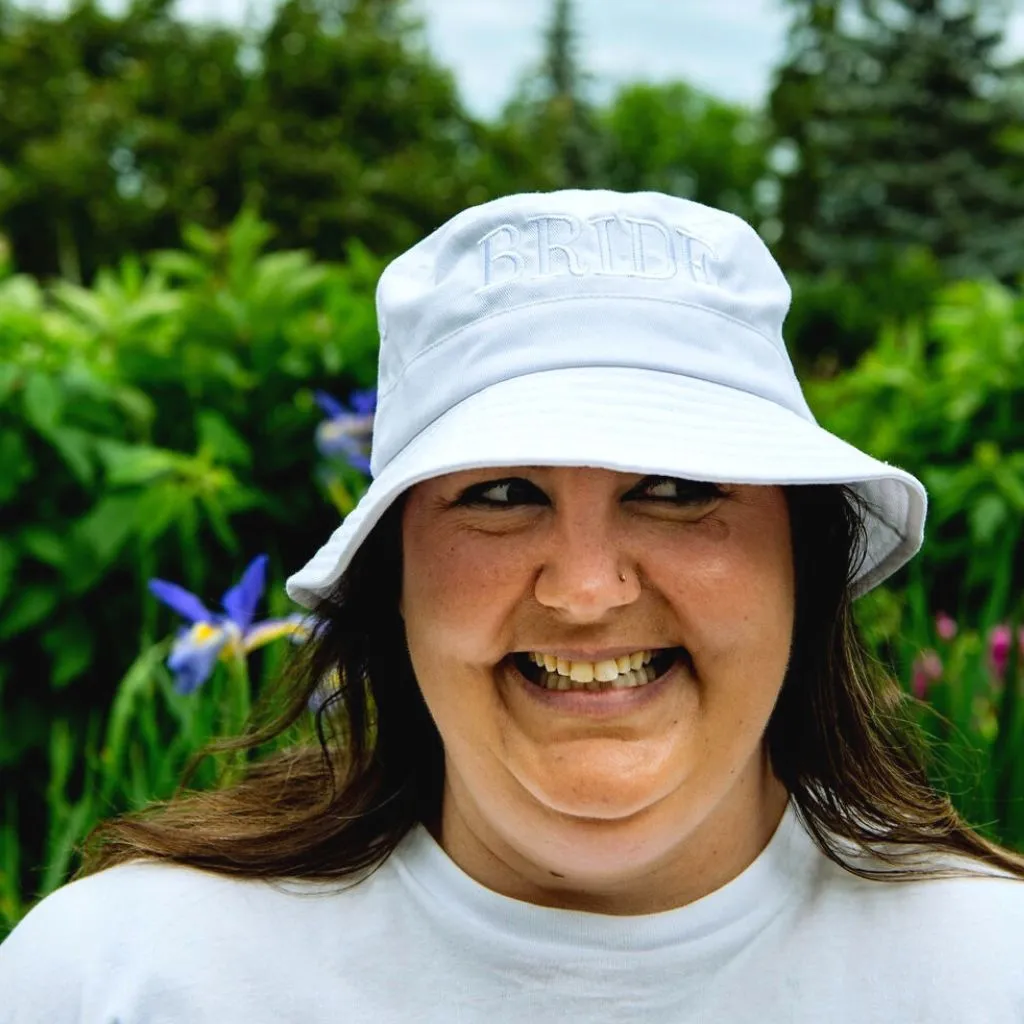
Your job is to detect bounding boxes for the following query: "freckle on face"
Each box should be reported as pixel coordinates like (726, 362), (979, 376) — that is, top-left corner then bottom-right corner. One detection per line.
(399, 468), (794, 883)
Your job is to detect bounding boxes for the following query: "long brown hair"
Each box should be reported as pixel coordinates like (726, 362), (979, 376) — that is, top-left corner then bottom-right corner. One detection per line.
(77, 485), (1024, 884)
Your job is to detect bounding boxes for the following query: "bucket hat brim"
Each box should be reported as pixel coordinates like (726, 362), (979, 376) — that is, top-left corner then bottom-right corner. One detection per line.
(286, 366), (925, 608)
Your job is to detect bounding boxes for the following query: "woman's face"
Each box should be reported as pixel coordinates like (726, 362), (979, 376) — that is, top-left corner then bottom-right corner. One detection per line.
(401, 466), (795, 913)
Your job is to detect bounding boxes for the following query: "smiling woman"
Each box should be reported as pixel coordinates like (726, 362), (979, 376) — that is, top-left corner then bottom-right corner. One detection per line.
(4, 190), (1024, 1023)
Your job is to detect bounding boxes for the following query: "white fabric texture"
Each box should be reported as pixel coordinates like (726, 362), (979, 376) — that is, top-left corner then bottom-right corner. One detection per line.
(3, 801), (1022, 1023)
(285, 190), (926, 608)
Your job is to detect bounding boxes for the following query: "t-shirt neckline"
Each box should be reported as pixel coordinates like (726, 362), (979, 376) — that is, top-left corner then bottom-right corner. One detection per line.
(391, 799), (818, 953)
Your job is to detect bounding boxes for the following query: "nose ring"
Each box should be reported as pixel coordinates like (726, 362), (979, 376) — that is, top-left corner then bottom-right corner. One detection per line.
(618, 572), (627, 583)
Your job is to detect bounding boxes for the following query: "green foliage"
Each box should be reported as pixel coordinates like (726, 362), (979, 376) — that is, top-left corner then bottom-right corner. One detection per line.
(808, 277), (1024, 620)
(814, 278), (1024, 842)
(500, 0), (608, 189)
(1, 630), (317, 935)
(770, 0), (1024, 282)
(883, 612), (1024, 848)
(767, 0), (1024, 367)
(785, 245), (946, 372)
(601, 82), (771, 227)
(0, 0), (497, 279)
(0, 207), (381, 910)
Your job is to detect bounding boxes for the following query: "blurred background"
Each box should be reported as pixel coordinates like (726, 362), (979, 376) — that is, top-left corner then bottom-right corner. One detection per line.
(1, 0), (1023, 934)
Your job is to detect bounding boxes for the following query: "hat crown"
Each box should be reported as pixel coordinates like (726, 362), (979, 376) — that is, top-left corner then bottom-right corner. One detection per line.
(372, 189), (807, 475)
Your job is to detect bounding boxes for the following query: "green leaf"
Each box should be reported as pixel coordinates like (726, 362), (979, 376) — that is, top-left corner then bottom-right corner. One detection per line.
(0, 431), (34, 505)
(50, 282), (108, 332)
(149, 250), (207, 283)
(42, 617), (95, 689)
(21, 373), (63, 436)
(0, 541), (17, 607)
(197, 492), (239, 554)
(46, 427), (95, 486)
(182, 222), (219, 257)
(132, 484), (183, 544)
(994, 464), (1024, 511)
(0, 586), (59, 641)
(19, 527), (65, 567)
(68, 494), (140, 583)
(196, 409), (251, 467)
(969, 493), (1007, 546)
(94, 439), (183, 486)
(0, 365), (20, 404)
(98, 643), (168, 807)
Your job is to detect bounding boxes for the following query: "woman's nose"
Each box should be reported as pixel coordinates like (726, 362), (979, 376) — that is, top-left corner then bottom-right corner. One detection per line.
(532, 514), (640, 621)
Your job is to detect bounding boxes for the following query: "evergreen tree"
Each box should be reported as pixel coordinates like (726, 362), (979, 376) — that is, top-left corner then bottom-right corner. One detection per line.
(502, 0), (606, 188)
(769, 0), (1024, 282)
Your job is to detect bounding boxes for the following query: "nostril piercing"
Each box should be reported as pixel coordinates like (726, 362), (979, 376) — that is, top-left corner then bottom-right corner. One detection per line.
(618, 572), (627, 583)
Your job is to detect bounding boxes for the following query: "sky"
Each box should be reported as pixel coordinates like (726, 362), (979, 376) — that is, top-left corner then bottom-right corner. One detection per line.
(26, 0), (1024, 119)
(403, 0), (791, 115)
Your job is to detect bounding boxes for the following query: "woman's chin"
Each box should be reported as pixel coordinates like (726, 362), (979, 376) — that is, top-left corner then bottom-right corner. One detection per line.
(504, 715), (698, 819)
(525, 766), (680, 823)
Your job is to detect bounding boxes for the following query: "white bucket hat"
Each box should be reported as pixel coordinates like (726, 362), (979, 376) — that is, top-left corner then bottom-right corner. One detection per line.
(286, 189), (926, 608)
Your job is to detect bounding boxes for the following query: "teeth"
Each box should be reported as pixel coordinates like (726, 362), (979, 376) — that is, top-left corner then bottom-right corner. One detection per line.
(523, 648), (674, 692)
(534, 667), (654, 692)
(569, 661), (594, 683)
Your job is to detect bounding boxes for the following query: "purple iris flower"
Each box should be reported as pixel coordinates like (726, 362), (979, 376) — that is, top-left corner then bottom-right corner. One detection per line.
(314, 388), (376, 475)
(148, 554), (309, 694)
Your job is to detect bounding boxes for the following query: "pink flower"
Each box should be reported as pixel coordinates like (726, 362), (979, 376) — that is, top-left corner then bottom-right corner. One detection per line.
(989, 625), (1011, 676)
(935, 611), (957, 641)
(988, 625), (1024, 677)
(911, 650), (943, 698)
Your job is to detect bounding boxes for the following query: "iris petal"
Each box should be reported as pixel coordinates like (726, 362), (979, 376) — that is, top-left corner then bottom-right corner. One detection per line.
(167, 622), (230, 694)
(148, 580), (214, 624)
(349, 388), (377, 415)
(313, 390), (346, 419)
(221, 554), (268, 632)
(315, 422), (373, 473)
(242, 614), (309, 653)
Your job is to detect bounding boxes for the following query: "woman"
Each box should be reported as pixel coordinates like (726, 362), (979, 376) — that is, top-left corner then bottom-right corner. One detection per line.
(3, 190), (1024, 1022)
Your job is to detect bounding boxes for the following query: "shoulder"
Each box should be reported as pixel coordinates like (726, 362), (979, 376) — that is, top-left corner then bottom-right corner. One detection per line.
(811, 848), (1024, 967)
(0, 858), (387, 1022)
(5, 859), (267, 948)
(0, 861), (264, 978)
(3, 855), (385, 955)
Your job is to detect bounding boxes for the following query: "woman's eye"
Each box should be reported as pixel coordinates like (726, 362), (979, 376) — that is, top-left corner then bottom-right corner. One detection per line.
(631, 476), (726, 504)
(456, 478), (548, 507)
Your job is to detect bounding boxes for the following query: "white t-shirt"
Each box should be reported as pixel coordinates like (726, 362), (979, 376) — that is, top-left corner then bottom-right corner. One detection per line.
(2, 800), (1023, 1023)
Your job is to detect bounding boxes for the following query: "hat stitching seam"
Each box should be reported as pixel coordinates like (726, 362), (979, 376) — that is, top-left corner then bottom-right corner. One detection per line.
(379, 293), (795, 400)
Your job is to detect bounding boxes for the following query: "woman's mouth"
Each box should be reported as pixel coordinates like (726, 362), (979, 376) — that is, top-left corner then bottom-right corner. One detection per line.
(511, 648), (688, 692)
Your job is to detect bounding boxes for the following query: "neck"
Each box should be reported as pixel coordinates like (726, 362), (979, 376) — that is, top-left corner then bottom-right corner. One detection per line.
(435, 755), (791, 916)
